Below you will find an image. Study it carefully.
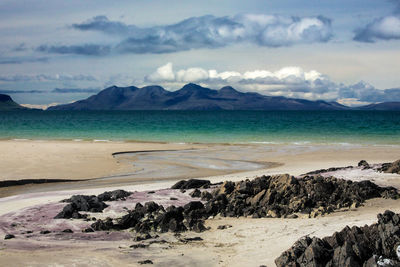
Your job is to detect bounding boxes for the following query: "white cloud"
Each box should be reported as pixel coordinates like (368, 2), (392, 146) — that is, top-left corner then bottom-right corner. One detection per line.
(144, 63), (400, 103)
(145, 62), (175, 82)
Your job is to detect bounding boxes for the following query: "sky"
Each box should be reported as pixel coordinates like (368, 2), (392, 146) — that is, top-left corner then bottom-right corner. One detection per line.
(1, 0), (400, 108)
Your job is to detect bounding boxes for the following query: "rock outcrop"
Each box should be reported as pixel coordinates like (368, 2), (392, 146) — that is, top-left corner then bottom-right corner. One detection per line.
(55, 190), (131, 219)
(203, 174), (398, 219)
(275, 210), (400, 267)
(379, 160), (400, 174)
(171, 179), (211, 189)
(89, 201), (207, 234)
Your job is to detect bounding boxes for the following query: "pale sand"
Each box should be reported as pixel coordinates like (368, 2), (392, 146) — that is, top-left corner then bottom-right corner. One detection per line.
(0, 140), (400, 266)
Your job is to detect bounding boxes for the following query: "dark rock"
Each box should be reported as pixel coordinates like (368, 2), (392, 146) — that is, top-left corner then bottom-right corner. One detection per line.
(62, 229), (73, 233)
(55, 194), (108, 219)
(358, 160), (370, 169)
(275, 210), (400, 267)
(144, 201), (160, 213)
(170, 197), (178, 200)
(190, 189), (201, 198)
(200, 191), (213, 201)
(131, 244), (149, 249)
(147, 191), (155, 194)
(97, 190), (131, 201)
(378, 160), (400, 174)
(4, 234), (15, 240)
(134, 233), (152, 241)
(83, 228), (94, 233)
(171, 179), (211, 189)
(217, 224), (232, 230)
(40, 230), (51, 235)
(181, 236), (203, 242)
(91, 218), (114, 231)
(138, 259), (153, 264)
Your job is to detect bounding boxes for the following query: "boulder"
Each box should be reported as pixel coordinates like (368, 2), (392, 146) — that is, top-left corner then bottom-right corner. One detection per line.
(171, 179), (211, 189)
(275, 210), (400, 267)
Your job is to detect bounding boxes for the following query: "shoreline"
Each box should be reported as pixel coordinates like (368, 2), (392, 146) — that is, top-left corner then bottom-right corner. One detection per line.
(0, 138), (399, 198)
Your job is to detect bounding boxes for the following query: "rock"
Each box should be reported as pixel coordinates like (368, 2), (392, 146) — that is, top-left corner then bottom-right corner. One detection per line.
(138, 260), (153, 264)
(275, 210), (400, 267)
(91, 218), (114, 231)
(40, 230), (51, 235)
(200, 191), (213, 201)
(171, 179), (211, 189)
(97, 190), (131, 201)
(55, 194), (108, 219)
(190, 189), (201, 198)
(134, 233), (152, 241)
(358, 160), (370, 169)
(4, 234), (15, 240)
(217, 224), (232, 230)
(83, 228), (94, 233)
(62, 229), (73, 233)
(181, 236), (203, 242)
(170, 197), (178, 200)
(379, 160), (400, 174)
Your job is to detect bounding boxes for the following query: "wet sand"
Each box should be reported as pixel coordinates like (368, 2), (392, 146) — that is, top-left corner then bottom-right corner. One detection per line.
(0, 140), (399, 198)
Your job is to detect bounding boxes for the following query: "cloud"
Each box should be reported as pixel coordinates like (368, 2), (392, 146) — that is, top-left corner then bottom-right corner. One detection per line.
(0, 74), (97, 82)
(51, 88), (100, 93)
(338, 81), (400, 102)
(59, 14), (333, 55)
(146, 62), (175, 82)
(145, 63), (400, 104)
(354, 0), (400, 42)
(354, 16), (400, 42)
(36, 44), (111, 56)
(0, 89), (44, 94)
(0, 57), (49, 64)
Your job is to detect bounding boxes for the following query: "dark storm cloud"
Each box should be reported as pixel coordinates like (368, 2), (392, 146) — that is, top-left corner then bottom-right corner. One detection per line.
(40, 14), (333, 55)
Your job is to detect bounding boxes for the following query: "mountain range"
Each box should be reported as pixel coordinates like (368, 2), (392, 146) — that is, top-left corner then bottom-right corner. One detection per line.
(2, 83), (400, 111)
(47, 83), (400, 111)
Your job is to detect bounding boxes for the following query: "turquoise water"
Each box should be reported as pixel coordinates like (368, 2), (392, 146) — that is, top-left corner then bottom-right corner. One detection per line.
(0, 110), (399, 145)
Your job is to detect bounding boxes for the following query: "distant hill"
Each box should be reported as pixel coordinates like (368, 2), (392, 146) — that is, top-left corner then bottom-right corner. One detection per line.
(358, 102), (400, 111)
(48, 83), (351, 111)
(0, 94), (28, 111)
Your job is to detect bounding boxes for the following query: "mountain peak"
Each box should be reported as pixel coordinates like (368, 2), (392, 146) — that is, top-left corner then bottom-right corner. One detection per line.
(219, 86), (239, 93)
(0, 94), (12, 102)
(181, 83), (204, 91)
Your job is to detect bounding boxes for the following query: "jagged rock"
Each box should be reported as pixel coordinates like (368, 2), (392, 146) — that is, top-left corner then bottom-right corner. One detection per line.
(190, 189), (201, 198)
(54, 195), (108, 219)
(171, 179), (211, 189)
(4, 234), (15, 240)
(275, 210), (400, 267)
(97, 190), (131, 201)
(205, 174), (399, 219)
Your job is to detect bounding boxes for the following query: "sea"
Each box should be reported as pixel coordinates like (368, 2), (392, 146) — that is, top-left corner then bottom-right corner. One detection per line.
(0, 110), (399, 145)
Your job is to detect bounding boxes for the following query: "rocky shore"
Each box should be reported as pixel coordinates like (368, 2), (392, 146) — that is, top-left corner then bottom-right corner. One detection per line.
(2, 159), (400, 266)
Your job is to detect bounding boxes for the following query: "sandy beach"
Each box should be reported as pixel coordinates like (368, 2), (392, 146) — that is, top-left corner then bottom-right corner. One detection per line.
(0, 139), (400, 266)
